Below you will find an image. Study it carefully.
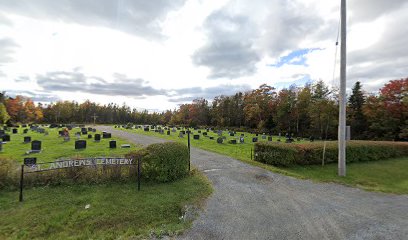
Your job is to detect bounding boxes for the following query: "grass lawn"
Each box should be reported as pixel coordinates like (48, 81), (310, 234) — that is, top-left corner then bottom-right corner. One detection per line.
(117, 127), (408, 195)
(285, 158), (408, 194)
(0, 171), (212, 239)
(0, 126), (140, 163)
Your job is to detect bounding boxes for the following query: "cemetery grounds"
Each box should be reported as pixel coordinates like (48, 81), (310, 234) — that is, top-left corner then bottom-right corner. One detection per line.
(117, 125), (408, 195)
(0, 126), (212, 239)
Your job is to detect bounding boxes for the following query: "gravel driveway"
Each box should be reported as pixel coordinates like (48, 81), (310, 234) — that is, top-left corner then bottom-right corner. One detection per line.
(97, 126), (408, 240)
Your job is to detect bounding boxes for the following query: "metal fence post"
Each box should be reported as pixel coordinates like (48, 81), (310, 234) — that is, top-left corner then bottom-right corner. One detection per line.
(19, 165), (24, 202)
(137, 156), (141, 191)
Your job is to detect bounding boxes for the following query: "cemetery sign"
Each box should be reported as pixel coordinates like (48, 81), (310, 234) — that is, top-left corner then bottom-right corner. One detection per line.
(25, 157), (134, 173)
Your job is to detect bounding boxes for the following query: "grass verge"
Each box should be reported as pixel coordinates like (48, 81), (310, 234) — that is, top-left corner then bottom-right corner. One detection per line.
(0, 171), (212, 239)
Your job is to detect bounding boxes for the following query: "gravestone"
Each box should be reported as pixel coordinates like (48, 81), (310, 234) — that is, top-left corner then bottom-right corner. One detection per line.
(217, 130), (222, 136)
(181, 130), (186, 134)
(240, 137), (245, 144)
(24, 136), (31, 143)
(252, 137), (258, 143)
(268, 136), (272, 141)
(75, 140), (87, 149)
(109, 140), (117, 149)
(229, 139), (237, 144)
(22, 124), (27, 128)
(67, 126), (73, 130)
(88, 127), (93, 131)
(88, 134), (92, 139)
(58, 130), (64, 136)
(217, 137), (223, 144)
(144, 127), (149, 132)
(309, 136), (315, 142)
(179, 132), (184, 138)
(103, 132), (111, 138)
(256, 134), (259, 136)
(23, 129), (28, 134)
(31, 140), (41, 152)
(94, 134), (101, 141)
(121, 144), (131, 148)
(172, 128), (177, 132)
(209, 136), (214, 140)
(12, 128), (18, 134)
(3, 134), (10, 142)
(92, 128), (96, 132)
(24, 157), (37, 166)
(241, 133), (245, 137)
(203, 132), (207, 136)
(0, 130), (4, 136)
(230, 133), (235, 137)
(262, 135), (266, 139)
(167, 131), (170, 135)
(193, 135), (200, 140)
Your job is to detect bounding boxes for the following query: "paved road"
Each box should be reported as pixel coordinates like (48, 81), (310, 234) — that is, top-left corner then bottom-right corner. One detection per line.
(97, 126), (408, 240)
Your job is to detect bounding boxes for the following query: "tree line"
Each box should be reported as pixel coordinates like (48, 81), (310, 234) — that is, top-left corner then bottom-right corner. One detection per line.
(1, 77), (407, 141)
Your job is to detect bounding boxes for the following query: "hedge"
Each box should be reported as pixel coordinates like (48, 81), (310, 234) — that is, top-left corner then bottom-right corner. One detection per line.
(254, 141), (408, 166)
(127, 142), (189, 183)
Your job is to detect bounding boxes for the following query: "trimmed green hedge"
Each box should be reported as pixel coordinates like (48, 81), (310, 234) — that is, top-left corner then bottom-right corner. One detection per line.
(254, 141), (408, 166)
(128, 142), (190, 182)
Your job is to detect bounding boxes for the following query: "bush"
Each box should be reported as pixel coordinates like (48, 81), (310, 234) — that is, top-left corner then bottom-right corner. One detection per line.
(0, 157), (19, 189)
(141, 142), (189, 182)
(254, 141), (408, 166)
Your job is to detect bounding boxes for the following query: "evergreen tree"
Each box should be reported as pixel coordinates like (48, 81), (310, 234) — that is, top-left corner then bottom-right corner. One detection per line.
(348, 81), (367, 139)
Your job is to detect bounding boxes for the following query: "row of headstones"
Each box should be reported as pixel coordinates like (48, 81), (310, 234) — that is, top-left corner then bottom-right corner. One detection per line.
(21, 139), (128, 152)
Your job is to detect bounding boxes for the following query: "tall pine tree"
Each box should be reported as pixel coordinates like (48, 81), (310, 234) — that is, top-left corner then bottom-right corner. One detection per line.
(348, 81), (367, 139)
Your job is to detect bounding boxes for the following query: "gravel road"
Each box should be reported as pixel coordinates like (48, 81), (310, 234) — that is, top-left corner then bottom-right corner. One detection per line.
(97, 126), (408, 240)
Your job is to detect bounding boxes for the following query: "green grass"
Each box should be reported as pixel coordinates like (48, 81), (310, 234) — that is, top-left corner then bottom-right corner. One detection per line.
(0, 171), (213, 239)
(117, 127), (408, 194)
(284, 158), (408, 194)
(0, 127), (140, 163)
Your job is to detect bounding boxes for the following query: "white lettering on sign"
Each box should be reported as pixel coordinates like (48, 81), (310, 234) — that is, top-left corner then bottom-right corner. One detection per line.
(26, 158), (134, 172)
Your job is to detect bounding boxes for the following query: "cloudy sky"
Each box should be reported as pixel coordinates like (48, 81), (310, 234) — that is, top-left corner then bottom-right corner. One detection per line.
(0, 0), (407, 111)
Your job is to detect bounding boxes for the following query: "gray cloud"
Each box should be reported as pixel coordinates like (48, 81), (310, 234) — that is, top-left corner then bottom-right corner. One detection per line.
(348, 7), (408, 92)
(0, 0), (186, 39)
(15, 76), (30, 82)
(349, 0), (408, 22)
(192, 0), (336, 79)
(5, 90), (60, 103)
(0, 38), (19, 76)
(168, 84), (251, 103)
(192, 10), (260, 79)
(0, 38), (18, 65)
(37, 71), (167, 98)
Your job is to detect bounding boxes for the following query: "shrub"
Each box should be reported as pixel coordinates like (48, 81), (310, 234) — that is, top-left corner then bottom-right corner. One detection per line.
(0, 157), (19, 189)
(254, 141), (408, 166)
(141, 142), (189, 182)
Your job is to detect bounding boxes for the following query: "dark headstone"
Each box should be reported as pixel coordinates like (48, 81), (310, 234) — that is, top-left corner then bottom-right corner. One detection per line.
(198, 130), (201, 133)
(193, 135), (200, 140)
(209, 136), (214, 140)
(58, 130), (64, 136)
(230, 133), (235, 137)
(103, 132), (111, 138)
(24, 157), (37, 166)
(88, 127), (93, 131)
(268, 136), (272, 141)
(252, 137), (258, 143)
(217, 137), (223, 144)
(229, 139), (237, 144)
(167, 130), (170, 135)
(203, 132), (207, 136)
(88, 134), (92, 139)
(31, 140), (41, 151)
(2, 134), (10, 142)
(241, 133), (245, 137)
(23, 129), (28, 134)
(75, 140), (87, 149)
(24, 136), (31, 143)
(144, 127), (149, 132)
(109, 140), (117, 148)
(262, 135), (266, 139)
(12, 128), (18, 134)
(94, 134), (101, 141)
(181, 130), (186, 134)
